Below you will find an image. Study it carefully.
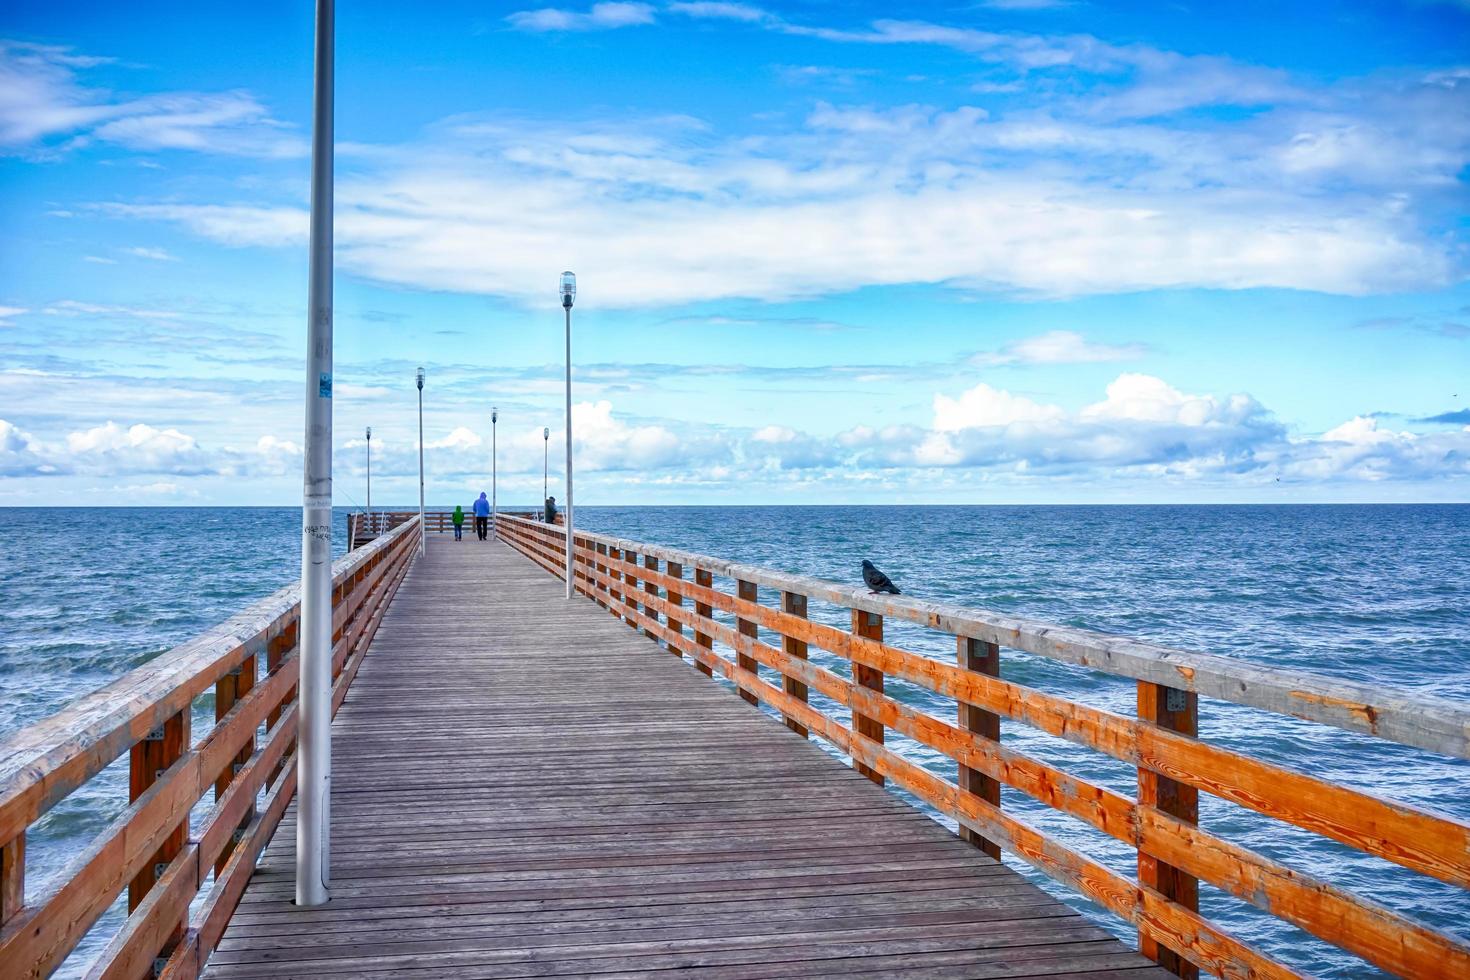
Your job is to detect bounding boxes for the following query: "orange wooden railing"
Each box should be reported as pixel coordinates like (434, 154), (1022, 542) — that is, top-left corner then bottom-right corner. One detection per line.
(496, 513), (1470, 980)
(0, 517), (420, 980)
(346, 509), (547, 548)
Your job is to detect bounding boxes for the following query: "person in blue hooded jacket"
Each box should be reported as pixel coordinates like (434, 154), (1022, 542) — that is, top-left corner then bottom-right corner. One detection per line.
(472, 492), (490, 540)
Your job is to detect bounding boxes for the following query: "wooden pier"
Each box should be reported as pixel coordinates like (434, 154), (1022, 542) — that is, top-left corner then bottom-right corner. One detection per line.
(203, 537), (1163, 979)
(2, 512), (1467, 979)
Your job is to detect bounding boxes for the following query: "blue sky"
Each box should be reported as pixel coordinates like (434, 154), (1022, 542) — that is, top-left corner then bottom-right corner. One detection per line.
(1, 0), (1468, 506)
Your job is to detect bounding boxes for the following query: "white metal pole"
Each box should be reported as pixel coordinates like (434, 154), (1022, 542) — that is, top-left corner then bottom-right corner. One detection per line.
(543, 428), (548, 508)
(365, 427), (371, 530)
(296, 0), (334, 910)
(417, 372), (425, 558)
(491, 408), (498, 541)
(564, 304), (574, 599)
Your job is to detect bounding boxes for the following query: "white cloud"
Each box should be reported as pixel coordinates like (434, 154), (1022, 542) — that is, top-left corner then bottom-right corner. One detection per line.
(0, 419), (52, 475)
(64, 421), (212, 475)
(1080, 373), (1262, 426)
(573, 399), (686, 470)
(426, 426), (483, 450)
(0, 305), (26, 326)
(0, 39), (303, 157)
(972, 330), (1146, 366)
(668, 2), (773, 23)
(932, 383), (1064, 430)
(44, 299), (186, 321)
(122, 246), (176, 261)
(506, 3), (656, 32)
(103, 58), (1466, 307)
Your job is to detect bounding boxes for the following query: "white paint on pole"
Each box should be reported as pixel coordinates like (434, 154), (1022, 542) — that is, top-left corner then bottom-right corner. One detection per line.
(296, 0), (334, 909)
(417, 368), (426, 558)
(561, 272), (575, 599)
(491, 408), (498, 541)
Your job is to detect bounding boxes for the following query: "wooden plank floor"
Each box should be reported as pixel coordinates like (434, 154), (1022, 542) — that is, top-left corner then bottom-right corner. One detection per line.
(204, 535), (1170, 979)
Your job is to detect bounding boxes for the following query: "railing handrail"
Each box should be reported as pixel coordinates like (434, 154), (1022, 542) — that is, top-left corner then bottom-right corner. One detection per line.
(497, 514), (1468, 760)
(0, 516), (421, 980)
(0, 519), (417, 827)
(494, 512), (1470, 980)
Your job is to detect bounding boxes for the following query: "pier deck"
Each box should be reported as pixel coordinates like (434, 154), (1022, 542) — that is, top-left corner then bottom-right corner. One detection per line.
(203, 537), (1165, 979)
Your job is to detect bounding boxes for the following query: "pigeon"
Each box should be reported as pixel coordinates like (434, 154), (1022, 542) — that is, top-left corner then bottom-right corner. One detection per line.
(862, 560), (901, 595)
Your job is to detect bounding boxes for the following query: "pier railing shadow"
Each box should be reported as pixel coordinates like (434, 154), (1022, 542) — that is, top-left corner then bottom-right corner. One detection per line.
(0, 517), (420, 980)
(496, 513), (1469, 980)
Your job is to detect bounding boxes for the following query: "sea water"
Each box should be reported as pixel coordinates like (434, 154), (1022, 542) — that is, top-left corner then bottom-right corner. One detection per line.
(1, 504), (1466, 976)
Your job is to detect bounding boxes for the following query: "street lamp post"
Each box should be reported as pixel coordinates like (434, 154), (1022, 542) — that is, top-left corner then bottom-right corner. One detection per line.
(296, 0), (334, 909)
(416, 367), (426, 558)
(561, 271), (576, 599)
(543, 426), (549, 509)
(491, 407), (498, 541)
(365, 426), (372, 534)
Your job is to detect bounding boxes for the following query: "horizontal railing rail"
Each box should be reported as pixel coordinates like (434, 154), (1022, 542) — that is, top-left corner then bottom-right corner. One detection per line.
(347, 510), (551, 549)
(0, 517), (421, 980)
(496, 513), (1470, 980)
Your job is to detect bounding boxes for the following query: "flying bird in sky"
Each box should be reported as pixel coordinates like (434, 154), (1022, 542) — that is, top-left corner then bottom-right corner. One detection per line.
(862, 560), (901, 595)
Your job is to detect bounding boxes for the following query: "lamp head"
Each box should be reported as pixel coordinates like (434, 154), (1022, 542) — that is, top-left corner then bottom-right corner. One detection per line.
(415, 366), (425, 390)
(492, 407), (498, 424)
(560, 270), (576, 309)
(543, 426), (549, 440)
(365, 426), (371, 440)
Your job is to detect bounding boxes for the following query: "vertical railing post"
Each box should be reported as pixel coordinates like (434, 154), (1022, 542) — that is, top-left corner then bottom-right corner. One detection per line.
(622, 550), (640, 626)
(215, 652), (259, 875)
(957, 636), (1002, 859)
(850, 610), (885, 785)
(666, 561), (684, 657)
(735, 580), (760, 706)
(608, 547), (623, 616)
(780, 592), (809, 738)
(693, 568), (715, 677)
(1138, 682), (1200, 980)
(129, 708), (190, 950)
(595, 543), (609, 609)
(642, 555), (660, 640)
(266, 620), (297, 788)
(0, 833), (21, 927)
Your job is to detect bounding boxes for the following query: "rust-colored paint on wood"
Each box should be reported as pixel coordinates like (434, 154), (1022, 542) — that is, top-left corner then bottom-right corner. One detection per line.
(851, 609), (885, 785)
(127, 705), (188, 960)
(595, 543), (610, 611)
(622, 551), (640, 627)
(781, 592), (810, 738)
(448, 518), (1470, 978)
(665, 560), (684, 658)
(1138, 682), (1199, 979)
(693, 568), (715, 677)
(958, 636), (1002, 860)
(213, 652), (257, 878)
(0, 831), (21, 926)
(642, 554), (660, 640)
(735, 580), (761, 706)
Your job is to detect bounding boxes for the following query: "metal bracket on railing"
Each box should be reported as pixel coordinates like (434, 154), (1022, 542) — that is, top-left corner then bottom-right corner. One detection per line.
(153, 861), (168, 879)
(153, 956), (169, 978)
(1165, 687), (1189, 713)
(144, 726), (165, 742)
(232, 827), (248, 845)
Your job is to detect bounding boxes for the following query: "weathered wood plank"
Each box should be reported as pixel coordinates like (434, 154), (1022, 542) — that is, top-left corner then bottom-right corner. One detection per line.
(202, 536), (1169, 980)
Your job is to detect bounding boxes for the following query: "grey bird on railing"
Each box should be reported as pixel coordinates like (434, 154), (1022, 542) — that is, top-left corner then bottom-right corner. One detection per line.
(862, 560), (901, 595)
